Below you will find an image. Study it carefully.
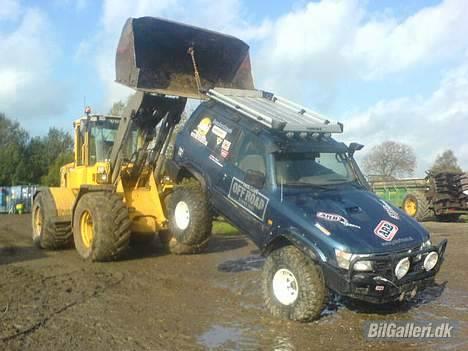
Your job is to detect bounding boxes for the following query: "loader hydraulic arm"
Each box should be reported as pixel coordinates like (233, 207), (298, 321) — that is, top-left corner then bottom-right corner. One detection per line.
(109, 91), (186, 184)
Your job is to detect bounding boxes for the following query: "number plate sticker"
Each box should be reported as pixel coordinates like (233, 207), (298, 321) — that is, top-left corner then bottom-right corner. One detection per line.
(374, 220), (399, 241)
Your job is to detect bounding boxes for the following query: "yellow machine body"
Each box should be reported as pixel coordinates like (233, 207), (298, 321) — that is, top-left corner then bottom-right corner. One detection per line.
(44, 114), (169, 237)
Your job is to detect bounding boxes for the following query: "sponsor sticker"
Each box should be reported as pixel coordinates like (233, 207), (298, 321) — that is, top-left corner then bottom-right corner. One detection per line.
(374, 220), (398, 241)
(228, 177), (269, 220)
(209, 154), (223, 167)
(212, 125), (227, 139)
(213, 119), (233, 134)
(190, 117), (212, 145)
(220, 139), (231, 158)
(380, 200), (400, 220)
(316, 212), (361, 229)
(315, 222), (331, 236)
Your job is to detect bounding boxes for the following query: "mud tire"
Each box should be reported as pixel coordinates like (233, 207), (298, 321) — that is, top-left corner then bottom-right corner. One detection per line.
(403, 193), (432, 221)
(32, 191), (72, 249)
(73, 192), (131, 261)
(163, 184), (212, 254)
(262, 245), (328, 322)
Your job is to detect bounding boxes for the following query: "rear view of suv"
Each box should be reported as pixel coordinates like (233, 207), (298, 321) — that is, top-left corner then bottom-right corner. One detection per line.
(165, 88), (447, 321)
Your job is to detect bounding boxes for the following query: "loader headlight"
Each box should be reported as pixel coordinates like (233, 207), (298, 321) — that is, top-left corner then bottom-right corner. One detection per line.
(395, 257), (410, 279)
(335, 249), (373, 271)
(423, 251), (438, 271)
(95, 166), (108, 184)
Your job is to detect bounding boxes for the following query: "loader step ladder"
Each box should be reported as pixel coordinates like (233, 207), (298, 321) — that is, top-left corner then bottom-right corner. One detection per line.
(207, 88), (343, 133)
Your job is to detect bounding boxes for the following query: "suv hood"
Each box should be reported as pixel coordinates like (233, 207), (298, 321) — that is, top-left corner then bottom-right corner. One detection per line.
(285, 187), (429, 254)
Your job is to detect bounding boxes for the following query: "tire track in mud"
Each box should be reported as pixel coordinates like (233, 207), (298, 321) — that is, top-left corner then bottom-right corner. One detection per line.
(0, 265), (124, 343)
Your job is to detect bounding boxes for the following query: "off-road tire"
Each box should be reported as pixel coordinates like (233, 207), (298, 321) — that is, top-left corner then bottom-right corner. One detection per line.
(163, 184), (212, 254)
(262, 245), (328, 322)
(32, 191), (72, 249)
(73, 192), (131, 261)
(403, 193), (432, 221)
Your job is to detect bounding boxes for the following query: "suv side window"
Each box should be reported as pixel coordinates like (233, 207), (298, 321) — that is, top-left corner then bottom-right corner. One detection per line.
(233, 132), (267, 185)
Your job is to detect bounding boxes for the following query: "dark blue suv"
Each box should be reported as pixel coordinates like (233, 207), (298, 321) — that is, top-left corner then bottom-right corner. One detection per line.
(164, 89), (447, 322)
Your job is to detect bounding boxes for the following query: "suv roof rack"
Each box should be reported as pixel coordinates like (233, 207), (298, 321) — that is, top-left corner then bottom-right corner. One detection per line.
(207, 88), (343, 133)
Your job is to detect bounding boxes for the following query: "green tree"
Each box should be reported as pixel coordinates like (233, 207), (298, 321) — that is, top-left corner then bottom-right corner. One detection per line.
(41, 152), (74, 186)
(0, 113), (29, 185)
(430, 149), (462, 174)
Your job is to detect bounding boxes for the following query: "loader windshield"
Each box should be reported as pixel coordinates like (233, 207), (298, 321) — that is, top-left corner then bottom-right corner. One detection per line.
(89, 119), (120, 165)
(274, 152), (356, 186)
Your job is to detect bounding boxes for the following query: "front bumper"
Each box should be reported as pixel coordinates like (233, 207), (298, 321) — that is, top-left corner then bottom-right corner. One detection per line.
(322, 240), (447, 304)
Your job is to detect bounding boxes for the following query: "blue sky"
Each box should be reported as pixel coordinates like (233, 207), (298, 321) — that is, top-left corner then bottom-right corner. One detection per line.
(1, 0), (468, 175)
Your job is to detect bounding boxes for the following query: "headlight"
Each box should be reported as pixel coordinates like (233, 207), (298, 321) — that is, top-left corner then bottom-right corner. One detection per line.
(423, 251), (438, 271)
(335, 249), (373, 271)
(395, 257), (410, 279)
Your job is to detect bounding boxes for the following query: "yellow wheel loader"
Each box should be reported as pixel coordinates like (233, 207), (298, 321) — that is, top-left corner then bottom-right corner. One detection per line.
(32, 17), (254, 261)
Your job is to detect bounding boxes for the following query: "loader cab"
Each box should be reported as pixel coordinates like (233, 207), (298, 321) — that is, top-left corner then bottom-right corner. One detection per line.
(61, 115), (121, 188)
(74, 115), (120, 166)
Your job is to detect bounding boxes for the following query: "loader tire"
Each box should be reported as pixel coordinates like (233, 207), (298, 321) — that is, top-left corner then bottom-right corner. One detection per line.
(73, 192), (131, 261)
(262, 245), (328, 322)
(163, 185), (212, 254)
(402, 193), (432, 221)
(32, 191), (72, 249)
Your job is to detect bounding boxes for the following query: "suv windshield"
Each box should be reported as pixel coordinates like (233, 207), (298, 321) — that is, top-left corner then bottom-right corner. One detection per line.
(274, 152), (356, 186)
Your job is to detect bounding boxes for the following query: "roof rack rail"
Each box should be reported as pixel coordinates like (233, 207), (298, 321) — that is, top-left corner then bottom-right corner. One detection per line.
(207, 88), (343, 133)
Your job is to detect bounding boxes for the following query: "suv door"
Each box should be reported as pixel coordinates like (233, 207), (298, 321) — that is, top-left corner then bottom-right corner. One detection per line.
(214, 131), (271, 246)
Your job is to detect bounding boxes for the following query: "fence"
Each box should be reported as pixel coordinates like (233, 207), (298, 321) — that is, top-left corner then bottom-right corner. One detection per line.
(0, 185), (37, 214)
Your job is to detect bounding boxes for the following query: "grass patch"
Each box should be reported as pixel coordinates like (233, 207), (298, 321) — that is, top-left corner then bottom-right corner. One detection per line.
(212, 220), (239, 236)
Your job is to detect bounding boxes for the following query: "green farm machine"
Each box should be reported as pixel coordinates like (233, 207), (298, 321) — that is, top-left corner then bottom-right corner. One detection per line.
(372, 172), (468, 222)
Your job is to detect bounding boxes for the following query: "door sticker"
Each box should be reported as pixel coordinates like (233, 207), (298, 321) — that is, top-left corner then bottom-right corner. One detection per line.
(316, 212), (361, 229)
(380, 200), (400, 220)
(228, 177), (269, 221)
(374, 220), (399, 241)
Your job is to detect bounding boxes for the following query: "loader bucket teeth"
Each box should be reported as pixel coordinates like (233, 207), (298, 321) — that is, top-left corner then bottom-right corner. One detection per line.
(115, 17), (254, 98)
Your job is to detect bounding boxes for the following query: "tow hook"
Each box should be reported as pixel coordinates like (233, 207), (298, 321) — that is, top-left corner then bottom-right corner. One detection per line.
(373, 276), (398, 288)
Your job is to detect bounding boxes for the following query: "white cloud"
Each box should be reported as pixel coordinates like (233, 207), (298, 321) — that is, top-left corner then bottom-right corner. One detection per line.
(254, 0), (468, 103)
(345, 57), (468, 174)
(78, 0), (468, 173)
(0, 7), (69, 123)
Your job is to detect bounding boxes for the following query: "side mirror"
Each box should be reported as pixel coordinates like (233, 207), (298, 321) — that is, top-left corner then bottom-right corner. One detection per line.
(245, 169), (265, 189)
(348, 142), (364, 157)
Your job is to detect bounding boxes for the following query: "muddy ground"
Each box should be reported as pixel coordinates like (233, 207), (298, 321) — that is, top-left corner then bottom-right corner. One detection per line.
(0, 214), (466, 350)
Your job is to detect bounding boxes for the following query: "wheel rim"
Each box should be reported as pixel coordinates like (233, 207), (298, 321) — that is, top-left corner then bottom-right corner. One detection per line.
(174, 201), (190, 230)
(33, 206), (42, 237)
(80, 210), (94, 248)
(272, 268), (299, 305)
(404, 198), (417, 217)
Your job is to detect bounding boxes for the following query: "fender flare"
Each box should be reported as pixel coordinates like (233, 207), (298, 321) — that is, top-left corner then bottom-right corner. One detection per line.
(262, 230), (327, 263)
(174, 163), (209, 191)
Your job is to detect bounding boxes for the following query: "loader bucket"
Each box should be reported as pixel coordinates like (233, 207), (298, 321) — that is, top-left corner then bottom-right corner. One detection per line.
(116, 17), (254, 98)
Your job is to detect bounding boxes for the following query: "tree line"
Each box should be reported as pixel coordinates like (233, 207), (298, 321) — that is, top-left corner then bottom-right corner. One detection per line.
(0, 113), (73, 187)
(363, 140), (464, 180)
